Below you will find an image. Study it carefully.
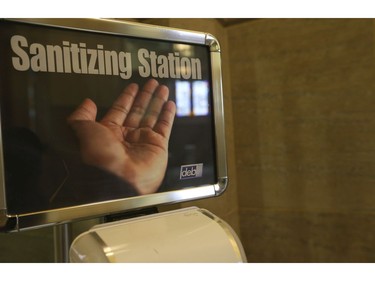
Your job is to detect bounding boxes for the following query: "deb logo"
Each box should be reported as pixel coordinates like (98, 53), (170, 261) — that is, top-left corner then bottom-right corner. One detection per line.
(180, 163), (203, 180)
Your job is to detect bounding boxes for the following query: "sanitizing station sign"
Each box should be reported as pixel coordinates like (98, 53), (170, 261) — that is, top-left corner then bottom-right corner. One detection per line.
(0, 19), (227, 231)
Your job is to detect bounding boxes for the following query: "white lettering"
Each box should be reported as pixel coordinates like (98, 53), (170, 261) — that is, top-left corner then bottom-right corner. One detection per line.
(46, 45), (64, 73)
(180, 57), (191, 79)
(30, 43), (47, 72)
(62, 41), (72, 73)
(87, 49), (98, 75)
(9, 35), (134, 80)
(11, 35), (30, 71)
(138, 48), (202, 80)
(9, 35), (202, 80)
(118, 52), (132, 79)
(138, 48), (150, 77)
(157, 55), (169, 78)
(191, 58), (202, 80)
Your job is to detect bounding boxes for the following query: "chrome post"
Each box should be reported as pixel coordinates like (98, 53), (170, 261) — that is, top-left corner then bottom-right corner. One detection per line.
(54, 223), (72, 263)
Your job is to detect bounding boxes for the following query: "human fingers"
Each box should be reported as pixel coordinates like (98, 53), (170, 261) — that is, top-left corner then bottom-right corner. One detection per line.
(153, 100), (176, 139)
(101, 83), (138, 126)
(140, 84), (169, 129)
(124, 79), (159, 128)
(67, 98), (97, 123)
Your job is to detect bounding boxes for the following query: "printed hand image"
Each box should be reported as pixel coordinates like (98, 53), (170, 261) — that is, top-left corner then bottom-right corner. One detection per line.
(67, 79), (176, 195)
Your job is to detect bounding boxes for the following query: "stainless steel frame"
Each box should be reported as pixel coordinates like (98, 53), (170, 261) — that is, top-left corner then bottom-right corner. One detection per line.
(0, 18), (227, 231)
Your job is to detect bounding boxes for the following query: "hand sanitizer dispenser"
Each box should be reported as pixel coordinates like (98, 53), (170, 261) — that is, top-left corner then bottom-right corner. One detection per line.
(70, 207), (246, 263)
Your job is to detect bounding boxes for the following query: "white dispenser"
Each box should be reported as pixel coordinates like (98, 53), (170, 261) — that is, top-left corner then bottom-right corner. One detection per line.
(70, 207), (246, 262)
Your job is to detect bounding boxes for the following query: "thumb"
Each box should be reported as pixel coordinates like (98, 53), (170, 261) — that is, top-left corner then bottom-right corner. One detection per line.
(67, 98), (97, 123)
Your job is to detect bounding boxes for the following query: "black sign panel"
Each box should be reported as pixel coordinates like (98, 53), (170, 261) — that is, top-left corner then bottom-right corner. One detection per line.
(0, 19), (226, 230)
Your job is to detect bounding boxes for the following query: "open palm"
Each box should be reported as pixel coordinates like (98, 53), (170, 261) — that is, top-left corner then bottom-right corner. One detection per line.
(67, 79), (176, 195)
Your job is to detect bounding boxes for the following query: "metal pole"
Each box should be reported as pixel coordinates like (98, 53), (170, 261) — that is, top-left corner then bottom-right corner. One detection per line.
(54, 223), (72, 263)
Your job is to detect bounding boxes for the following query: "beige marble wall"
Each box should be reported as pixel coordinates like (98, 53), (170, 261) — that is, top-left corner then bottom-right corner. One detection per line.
(227, 18), (375, 262)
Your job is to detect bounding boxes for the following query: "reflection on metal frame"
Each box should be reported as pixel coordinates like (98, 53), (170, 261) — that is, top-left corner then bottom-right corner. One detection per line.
(0, 18), (227, 232)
